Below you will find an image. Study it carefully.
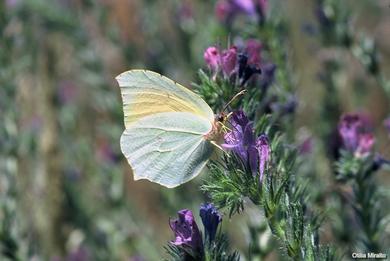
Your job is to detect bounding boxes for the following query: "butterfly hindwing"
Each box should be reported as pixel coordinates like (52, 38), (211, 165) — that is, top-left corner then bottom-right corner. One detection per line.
(120, 112), (214, 188)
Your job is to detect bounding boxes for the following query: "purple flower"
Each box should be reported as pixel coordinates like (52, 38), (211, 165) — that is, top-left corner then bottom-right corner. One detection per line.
(204, 46), (220, 73)
(223, 111), (270, 179)
(356, 133), (375, 157)
(169, 209), (203, 254)
(338, 114), (361, 151)
(221, 46), (238, 77)
(222, 111), (255, 163)
(199, 203), (222, 242)
(338, 113), (375, 158)
(203, 41), (266, 83)
(255, 134), (270, 182)
(204, 46), (239, 79)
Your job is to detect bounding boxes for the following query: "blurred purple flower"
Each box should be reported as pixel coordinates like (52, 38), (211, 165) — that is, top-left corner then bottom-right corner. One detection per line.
(169, 209), (203, 253)
(356, 133), (375, 157)
(204, 45), (241, 79)
(199, 203), (222, 242)
(67, 247), (89, 261)
(338, 114), (361, 151)
(257, 0), (268, 23)
(221, 46), (238, 77)
(203, 39), (267, 83)
(338, 113), (375, 158)
(315, 5), (332, 29)
(238, 53), (262, 85)
(57, 80), (78, 104)
(96, 138), (119, 164)
(258, 0), (267, 13)
(256, 134), (270, 182)
(215, 0), (262, 24)
(384, 117), (390, 134)
(215, 0), (233, 23)
(259, 63), (276, 89)
(243, 39), (276, 89)
(245, 39), (262, 65)
(204, 46), (220, 74)
(298, 136), (313, 155)
(6, 0), (19, 8)
(233, 0), (256, 15)
(178, 0), (194, 21)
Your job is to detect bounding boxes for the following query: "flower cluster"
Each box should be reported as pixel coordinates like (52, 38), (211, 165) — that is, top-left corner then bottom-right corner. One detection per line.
(204, 40), (266, 85)
(169, 204), (222, 258)
(338, 113), (375, 158)
(204, 46), (238, 78)
(222, 111), (270, 182)
(215, 0), (267, 25)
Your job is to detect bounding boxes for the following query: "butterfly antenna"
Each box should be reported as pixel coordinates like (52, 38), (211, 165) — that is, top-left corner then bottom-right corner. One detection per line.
(222, 89), (246, 112)
(210, 141), (225, 152)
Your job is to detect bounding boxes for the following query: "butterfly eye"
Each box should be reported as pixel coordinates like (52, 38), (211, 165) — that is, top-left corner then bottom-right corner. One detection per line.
(217, 112), (226, 122)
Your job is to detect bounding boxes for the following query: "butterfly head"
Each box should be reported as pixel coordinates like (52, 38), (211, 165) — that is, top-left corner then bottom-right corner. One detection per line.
(204, 112), (228, 143)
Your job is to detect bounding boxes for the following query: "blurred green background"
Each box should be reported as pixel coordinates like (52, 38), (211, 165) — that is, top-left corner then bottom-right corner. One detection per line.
(1, 0), (389, 260)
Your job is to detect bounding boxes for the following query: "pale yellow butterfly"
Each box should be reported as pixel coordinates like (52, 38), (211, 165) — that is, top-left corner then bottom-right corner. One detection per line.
(116, 70), (221, 188)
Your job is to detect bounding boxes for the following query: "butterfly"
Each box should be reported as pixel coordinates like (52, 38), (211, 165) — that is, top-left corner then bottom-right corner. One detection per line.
(116, 70), (222, 188)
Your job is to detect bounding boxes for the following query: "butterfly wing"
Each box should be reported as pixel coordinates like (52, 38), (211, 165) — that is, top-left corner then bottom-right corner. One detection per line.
(116, 70), (216, 188)
(116, 70), (214, 128)
(120, 112), (213, 188)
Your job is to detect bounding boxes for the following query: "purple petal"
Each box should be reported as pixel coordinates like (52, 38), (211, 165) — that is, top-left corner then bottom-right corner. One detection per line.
(243, 122), (255, 146)
(233, 0), (256, 15)
(258, 0), (267, 15)
(232, 110), (249, 127)
(169, 209), (203, 250)
(256, 134), (270, 182)
(199, 203), (222, 241)
(221, 46), (238, 77)
(215, 0), (234, 22)
(245, 39), (262, 65)
(204, 46), (220, 73)
(356, 133), (375, 157)
(338, 114), (362, 152)
(248, 145), (258, 176)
